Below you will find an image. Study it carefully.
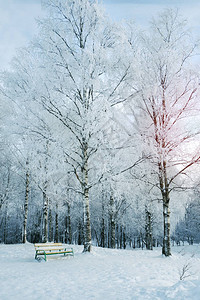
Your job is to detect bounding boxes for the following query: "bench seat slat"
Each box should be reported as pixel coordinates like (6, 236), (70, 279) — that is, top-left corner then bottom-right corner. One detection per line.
(36, 251), (73, 255)
(36, 248), (65, 251)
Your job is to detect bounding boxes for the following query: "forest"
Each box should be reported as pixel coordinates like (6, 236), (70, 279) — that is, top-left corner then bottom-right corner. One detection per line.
(1, 0), (200, 257)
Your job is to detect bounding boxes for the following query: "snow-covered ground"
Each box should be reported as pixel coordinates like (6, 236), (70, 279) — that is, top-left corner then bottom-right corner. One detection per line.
(1, 243), (200, 299)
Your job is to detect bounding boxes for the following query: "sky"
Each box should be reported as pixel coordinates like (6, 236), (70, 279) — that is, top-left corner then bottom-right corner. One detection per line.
(1, 0), (200, 70)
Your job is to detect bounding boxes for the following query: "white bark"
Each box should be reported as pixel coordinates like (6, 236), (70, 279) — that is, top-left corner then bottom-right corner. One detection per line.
(22, 159), (29, 244)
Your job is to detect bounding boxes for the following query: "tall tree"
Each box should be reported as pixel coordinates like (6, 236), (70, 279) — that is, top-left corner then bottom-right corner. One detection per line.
(28, 0), (133, 251)
(134, 9), (200, 256)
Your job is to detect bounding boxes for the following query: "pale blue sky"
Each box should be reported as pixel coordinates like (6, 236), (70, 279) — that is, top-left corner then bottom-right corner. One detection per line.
(1, 0), (200, 70)
(0, 0), (42, 69)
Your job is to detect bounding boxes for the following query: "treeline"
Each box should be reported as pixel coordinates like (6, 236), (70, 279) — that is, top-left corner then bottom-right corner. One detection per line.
(174, 194), (200, 246)
(0, 168), (164, 248)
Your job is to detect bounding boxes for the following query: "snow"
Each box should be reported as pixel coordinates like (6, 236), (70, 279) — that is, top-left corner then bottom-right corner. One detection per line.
(1, 244), (200, 299)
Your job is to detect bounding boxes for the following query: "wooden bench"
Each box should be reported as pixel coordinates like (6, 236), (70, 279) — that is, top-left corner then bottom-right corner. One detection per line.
(34, 243), (74, 261)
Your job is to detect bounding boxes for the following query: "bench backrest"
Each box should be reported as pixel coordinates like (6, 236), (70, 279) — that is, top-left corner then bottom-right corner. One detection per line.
(34, 243), (64, 250)
(34, 243), (63, 248)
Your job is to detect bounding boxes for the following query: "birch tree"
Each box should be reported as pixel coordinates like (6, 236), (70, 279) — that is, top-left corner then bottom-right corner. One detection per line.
(27, 0), (134, 252)
(134, 9), (200, 256)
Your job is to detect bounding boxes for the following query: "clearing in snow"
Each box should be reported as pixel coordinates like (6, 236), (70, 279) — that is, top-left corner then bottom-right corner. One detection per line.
(1, 243), (200, 299)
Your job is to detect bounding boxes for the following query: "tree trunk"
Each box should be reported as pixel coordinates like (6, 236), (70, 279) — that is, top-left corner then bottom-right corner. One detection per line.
(82, 143), (92, 252)
(55, 202), (59, 243)
(42, 141), (49, 243)
(65, 202), (72, 244)
(68, 203), (72, 244)
(119, 225), (122, 249)
(78, 219), (83, 245)
(123, 227), (126, 249)
(101, 214), (105, 248)
(43, 191), (49, 243)
(3, 202), (8, 243)
(48, 206), (53, 242)
(83, 186), (91, 252)
(109, 194), (116, 249)
(158, 158), (171, 256)
(22, 161), (29, 243)
(162, 200), (171, 256)
(100, 199), (105, 248)
(133, 237), (136, 249)
(145, 208), (153, 250)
